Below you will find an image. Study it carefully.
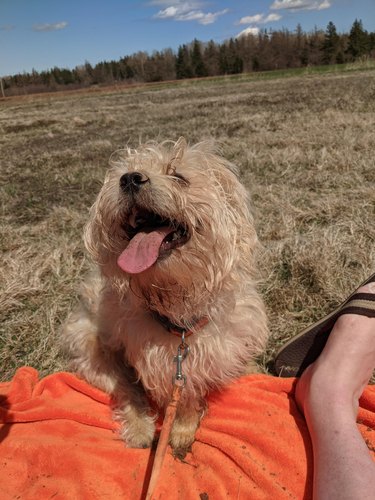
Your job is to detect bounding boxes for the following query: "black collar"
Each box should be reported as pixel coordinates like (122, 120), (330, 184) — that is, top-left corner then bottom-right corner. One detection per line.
(151, 311), (209, 337)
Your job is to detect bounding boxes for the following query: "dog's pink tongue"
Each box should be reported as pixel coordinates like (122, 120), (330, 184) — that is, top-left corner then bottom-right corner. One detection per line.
(117, 227), (173, 274)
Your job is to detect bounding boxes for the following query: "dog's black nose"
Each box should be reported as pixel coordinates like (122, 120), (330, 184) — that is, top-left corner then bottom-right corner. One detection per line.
(120, 172), (149, 193)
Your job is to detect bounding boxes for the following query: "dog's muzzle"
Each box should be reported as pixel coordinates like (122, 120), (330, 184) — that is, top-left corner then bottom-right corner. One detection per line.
(120, 172), (149, 194)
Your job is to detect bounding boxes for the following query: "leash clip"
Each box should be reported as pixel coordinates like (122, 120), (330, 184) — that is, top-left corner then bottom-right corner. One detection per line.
(173, 333), (189, 386)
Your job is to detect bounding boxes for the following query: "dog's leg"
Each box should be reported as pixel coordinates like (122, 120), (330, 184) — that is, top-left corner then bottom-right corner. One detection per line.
(114, 375), (156, 449)
(169, 402), (203, 455)
(62, 308), (156, 448)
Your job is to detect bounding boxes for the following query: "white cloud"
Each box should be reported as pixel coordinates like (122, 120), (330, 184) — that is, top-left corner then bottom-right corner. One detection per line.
(239, 12), (282, 25)
(179, 9), (229, 24)
(236, 9), (282, 39)
(238, 14), (264, 25)
(33, 21), (68, 32)
(156, 6), (178, 18)
(270, 0), (331, 11)
(264, 13), (283, 22)
(154, 2), (228, 24)
(317, 0), (331, 9)
(236, 26), (260, 38)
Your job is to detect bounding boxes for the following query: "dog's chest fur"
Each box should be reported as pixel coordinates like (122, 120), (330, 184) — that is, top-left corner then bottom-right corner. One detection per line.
(97, 285), (259, 409)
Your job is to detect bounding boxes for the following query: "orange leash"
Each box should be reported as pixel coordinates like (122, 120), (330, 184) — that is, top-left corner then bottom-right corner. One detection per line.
(145, 339), (189, 500)
(145, 382), (183, 499)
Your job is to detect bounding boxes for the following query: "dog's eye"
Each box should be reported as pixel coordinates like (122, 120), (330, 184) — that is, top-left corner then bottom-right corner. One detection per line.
(172, 173), (189, 186)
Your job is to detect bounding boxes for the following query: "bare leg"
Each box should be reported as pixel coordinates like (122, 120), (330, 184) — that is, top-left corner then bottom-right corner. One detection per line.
(295, 283), (375, 500)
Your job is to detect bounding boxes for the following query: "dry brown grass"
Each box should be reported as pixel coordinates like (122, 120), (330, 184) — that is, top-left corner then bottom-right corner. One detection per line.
(1, 67), (375, 381)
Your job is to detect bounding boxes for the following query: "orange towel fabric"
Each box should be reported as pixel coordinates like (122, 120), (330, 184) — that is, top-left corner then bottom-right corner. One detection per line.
(0, 367), (374, 499)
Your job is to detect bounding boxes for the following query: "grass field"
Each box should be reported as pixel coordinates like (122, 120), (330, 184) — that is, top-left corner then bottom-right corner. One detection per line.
(1, 65), (375, 381)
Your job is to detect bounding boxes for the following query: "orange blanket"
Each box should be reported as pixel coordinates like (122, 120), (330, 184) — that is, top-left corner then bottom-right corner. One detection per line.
(0, 367), (374, 499)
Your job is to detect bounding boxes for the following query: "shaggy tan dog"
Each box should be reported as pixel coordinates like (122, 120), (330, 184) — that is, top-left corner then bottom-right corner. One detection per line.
(62, 138), (268, 451)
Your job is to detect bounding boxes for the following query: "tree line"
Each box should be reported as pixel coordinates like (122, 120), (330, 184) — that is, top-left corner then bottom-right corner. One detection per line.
(2, 19), (374, 97)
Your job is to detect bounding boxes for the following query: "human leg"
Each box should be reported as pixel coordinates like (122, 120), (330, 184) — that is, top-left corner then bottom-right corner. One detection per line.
(295, 283), (375, 500)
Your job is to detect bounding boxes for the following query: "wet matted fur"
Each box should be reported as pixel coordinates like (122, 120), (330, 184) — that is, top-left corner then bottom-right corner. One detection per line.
(62, 138), (268, 451)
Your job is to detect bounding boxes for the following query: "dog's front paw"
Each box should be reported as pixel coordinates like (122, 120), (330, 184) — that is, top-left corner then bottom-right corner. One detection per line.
(170, 412), (200, 457)
(120, 413), (156, 448)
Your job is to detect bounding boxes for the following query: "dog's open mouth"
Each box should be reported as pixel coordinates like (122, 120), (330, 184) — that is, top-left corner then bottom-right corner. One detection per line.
(117, 208), (189, 274)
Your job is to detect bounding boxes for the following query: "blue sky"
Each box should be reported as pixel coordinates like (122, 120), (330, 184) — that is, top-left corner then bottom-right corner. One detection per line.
(1, 0), (374, 77)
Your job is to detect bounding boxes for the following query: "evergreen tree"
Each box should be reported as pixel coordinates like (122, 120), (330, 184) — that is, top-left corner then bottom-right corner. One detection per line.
(295, 23), (307, 66)
(84, 61), (94, 81)
(219, 39), (243, 75)
(175, 45), (193, 79)
(369, 32), (375, 52)
(191, 39), (207, 77)
(230, 38), (243, 74)
(119, 57), (135, 80)
(347, 19), (369, 59)
(307, 26), (325, 66)
(322, 21), (340, 64)
(204, 40), (220, 76)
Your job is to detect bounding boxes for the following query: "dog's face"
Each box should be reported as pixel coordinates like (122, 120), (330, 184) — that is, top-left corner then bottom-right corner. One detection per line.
(85, 139), (258, 321)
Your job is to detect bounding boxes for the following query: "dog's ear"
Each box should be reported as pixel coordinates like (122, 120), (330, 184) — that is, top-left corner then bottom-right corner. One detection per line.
(167, 137), (187, 174)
